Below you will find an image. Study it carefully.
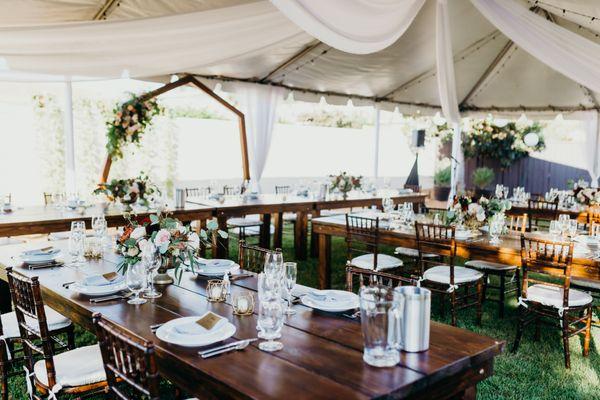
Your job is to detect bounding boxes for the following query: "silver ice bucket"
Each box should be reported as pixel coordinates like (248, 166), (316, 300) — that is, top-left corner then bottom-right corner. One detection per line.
(392, 286), (431, 352)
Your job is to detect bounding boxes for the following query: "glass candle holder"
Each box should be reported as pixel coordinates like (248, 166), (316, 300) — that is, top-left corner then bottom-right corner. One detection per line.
(207, 280), (227, 302)
(232, 292), (255, 316)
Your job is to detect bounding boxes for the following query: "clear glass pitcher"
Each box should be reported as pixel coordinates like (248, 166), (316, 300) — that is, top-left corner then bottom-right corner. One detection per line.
(359, 285), (400, 367)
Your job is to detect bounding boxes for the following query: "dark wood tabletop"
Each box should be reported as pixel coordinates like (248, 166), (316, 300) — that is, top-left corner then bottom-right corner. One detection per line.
(312, 214), (600, 289)
(0, 240), (503, 400)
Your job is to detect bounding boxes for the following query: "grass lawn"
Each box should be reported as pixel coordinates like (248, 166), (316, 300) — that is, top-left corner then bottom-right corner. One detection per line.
(5, 222), (600, 399)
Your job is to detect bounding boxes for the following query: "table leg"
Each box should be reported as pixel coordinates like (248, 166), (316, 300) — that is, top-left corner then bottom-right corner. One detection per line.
(310, 210), (321, 258)
(0, 280), (11, 313)
(213, 214), (229, 259)
(273, 212), (283, 249)
(197, 219), (207, 258)
(294, 211), (308, 260)
(318, 233), (332, 289)
(259, 213), (271, 249)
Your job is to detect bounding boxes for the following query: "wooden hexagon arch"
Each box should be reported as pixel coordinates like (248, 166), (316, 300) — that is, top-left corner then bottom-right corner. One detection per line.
(100, 74), (250, 183)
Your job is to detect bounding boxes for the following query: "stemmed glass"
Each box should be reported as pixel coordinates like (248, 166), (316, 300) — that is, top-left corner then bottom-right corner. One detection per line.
(284, 262), (297, 315)
(549, 220), (561, 238)
(567, 219), (578, 239)
(92, 214), (107, 246)
(142, 243), (162, 299)
(264, 252), (283, 278)
(126, 263), (148, 305)
(257, 300), (284, 352)
(488, 214), (504, 245)
(69, 221), (86, 266)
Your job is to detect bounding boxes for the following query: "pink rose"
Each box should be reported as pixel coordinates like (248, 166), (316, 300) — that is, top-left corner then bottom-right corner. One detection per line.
(154, 229), (171, 247)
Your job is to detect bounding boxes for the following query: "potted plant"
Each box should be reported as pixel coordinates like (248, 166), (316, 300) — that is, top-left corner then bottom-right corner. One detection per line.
(472, 167), (495, 198)
(433, 166), (451, 201)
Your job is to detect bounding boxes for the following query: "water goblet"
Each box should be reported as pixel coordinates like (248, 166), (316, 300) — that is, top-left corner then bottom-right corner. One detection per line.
(142, 243), (162, 299)
(284, 262), (297, 315)
(126, 263), (148, 305)
(549, 220), (561, 238)
(69, 221), (86, 266)
(264, 252), (283, 278)
(257, 300), (284, 352)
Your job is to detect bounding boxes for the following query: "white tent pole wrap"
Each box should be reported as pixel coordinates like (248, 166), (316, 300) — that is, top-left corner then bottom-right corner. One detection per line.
(62, 80), (76, 193)
(373, 107), (381, 178)
(435, 0), (463, 200)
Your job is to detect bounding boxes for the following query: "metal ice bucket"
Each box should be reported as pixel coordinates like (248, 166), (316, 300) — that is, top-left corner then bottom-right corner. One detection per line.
(175, 189), (186, 209)
(392, 286), (431, 352)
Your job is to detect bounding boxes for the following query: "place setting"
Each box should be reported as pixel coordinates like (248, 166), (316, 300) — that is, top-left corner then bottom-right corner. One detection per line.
(17, 246), (64, 270)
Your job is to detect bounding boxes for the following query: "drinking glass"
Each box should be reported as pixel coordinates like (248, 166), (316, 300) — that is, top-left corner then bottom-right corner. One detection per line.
(126, 263), (148, 305)
(558, 214), (570, 236)
(489, 214), (504, 245)
(92, 214), (107, 246)
(284, 262), (297, 315)
(382, 196), (394, 214)
(69, 221), (86, 266)
(549, 220), (561, 237)
(495, 184), (504, 199)
(257, 300), (284, 352)
(264, 252), (283, 278)
(142, 243), (162, 299)
(359, 285), (400, 367)
(567, 219), (578, 238)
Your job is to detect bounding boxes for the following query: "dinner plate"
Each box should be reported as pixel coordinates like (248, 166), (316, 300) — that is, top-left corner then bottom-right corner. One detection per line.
(69, 278), (127, 296)
(21, 250), (62, 265)
(193, 259), (240, 277)
(301, 290), (359, 312)
(155, 316), (236, 347)
(574, 235), (600, 245)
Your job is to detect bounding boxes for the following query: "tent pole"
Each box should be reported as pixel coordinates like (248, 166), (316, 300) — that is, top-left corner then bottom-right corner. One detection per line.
(373, 107), (381, 179)
(63, 80), (76, 193)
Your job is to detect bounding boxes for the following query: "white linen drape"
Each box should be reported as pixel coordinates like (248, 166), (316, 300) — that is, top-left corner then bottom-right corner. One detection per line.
(242, 84), (284, 188)
(270, 0), (426, 54)
(436, 0), (463, 199)
(471, 0), (600, 94)
(584, 111), (600, 187)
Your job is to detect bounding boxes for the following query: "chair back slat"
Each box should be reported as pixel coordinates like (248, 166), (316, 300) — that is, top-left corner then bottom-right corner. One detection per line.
(184, 187), (210, 198)
(414, 222), (457, 283)
(527, 199), (558, 231)
(345, 215), (380, 269)
(223, 185), (235, 196)
(345, 266), (413, 292)
(520, 235), (574, 308)
(238, 241), (282, 273)
(275, 186), (291, 195)
(589, 221), (600, 237)
(6, 268), (56, 388)
(94, 314), (160, 400)
(507, 214), (528, 234)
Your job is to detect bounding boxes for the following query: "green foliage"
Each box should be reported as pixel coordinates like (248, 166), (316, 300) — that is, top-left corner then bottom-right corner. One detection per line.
(329, 172), (362, 194)
(472, 167), (495, 189)
(434, 166), (451, 187)
(93, 172), (160, 206)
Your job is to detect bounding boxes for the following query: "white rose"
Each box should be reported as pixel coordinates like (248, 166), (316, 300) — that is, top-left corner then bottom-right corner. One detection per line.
(131, 226), (146, 240)
(467, 203), (479, 215)
(188, 232), (200, 249)
(127, 247), (139, 257)
(476, 210), (486, 222)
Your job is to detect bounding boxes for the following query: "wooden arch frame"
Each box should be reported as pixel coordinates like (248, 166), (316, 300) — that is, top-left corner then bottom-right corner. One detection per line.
(100, 74), (250, 183)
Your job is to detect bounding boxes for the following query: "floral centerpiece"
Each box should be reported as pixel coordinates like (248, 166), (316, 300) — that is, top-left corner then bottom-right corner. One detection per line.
(572, 184), (600, 206)
(116, 213), (226, 283)
(106, 93), (162, 159)
(445, 195), (486, 230)
(329, 172), (362, 199)
(94, 173), (160, 210)
(479, 197), (512, 219)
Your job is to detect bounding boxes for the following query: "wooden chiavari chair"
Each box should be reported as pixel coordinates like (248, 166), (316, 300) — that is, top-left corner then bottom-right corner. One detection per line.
(415, 223), (483, 326)
(275, 185), (291, 195)
(346, 266), (414, 293)
(464, 214), (527, 318)
(238, 240), (282, 273)
(223, 185), (265, 241)
(512, 236), (593, 368)
(223, 185), (236, 196)
(6, 268), (106, 399)
(527, 198), (558, 232)
(93, 314), (160, 400)
(275, 185), (299, 223)
(43, 193), (53, 206)
(345, 215), (403, 273)
(184, 187), (210, 198)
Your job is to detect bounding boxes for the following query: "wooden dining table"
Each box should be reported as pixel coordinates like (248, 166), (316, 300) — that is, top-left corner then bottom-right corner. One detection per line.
(0, 240), (503, 400)
(312, 214), (600, 289)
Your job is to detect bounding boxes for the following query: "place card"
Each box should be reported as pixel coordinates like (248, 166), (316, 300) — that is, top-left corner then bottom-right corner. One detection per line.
(102, 272), (119, 282)
(196, 312), (222, 330)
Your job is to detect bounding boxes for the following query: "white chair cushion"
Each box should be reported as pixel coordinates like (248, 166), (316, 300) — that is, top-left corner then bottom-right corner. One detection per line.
(464, 260), (517, 271)
(571, 277), (600, 291)
(525, 284), (593, 309)
(1, 306), (71, 338)
(34, 344), (106, 388)
(423, 266), (483, 285)
(227, 217), (263, 227)
(394, 247), (438, 259)
(350, 254), (403, 271)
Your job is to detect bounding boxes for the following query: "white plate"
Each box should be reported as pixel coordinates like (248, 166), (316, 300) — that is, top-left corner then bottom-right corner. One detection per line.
(155, 316), (236, 347)
(574, 235), (600, 245)
(21, 251), (61, 265)
(69, 280), (128, 296)
(193, 262), (240, 277)
(301, 290), (359, 312)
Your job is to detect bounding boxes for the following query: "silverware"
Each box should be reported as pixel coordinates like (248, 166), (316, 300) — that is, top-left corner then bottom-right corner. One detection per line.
(342, 310), (361, 319)
(62, 281), (75, 288)
(150, 323), (164, 331)
(229, 273), (254, 281)
(201, 339), (255, 359)
(26, 261), (64, 270)
(89, 292), (133, 303)
(198, 338), (257, 356)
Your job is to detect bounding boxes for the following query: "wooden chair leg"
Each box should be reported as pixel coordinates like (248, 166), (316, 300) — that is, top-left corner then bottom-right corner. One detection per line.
(67, 325), (76, 350)
(562, 314), (571, 369)
(476, 280), (483, 326)
(583, 307), (592, 357)
(512, 306), (526, 353)
(498, 273), (506, 319)
(534, 316), (541, 342)
(440, 292), (446, 318)
(481, 273), (488, 301)
(0, 349), (8, 400)
(450, 290), (457, 327)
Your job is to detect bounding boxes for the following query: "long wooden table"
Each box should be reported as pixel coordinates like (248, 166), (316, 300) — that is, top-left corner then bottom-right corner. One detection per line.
(312, 215), (600, 289)
(0, 240), (503, 399)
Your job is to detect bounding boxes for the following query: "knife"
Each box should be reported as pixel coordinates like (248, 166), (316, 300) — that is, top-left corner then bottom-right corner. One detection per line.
(198, 338), (258, 356)
(89, 292), (133, 303)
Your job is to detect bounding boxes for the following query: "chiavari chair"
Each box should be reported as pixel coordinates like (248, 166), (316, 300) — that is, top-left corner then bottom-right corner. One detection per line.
(587, 205), (600, 228)
(238, 240), (282, 273)
(527, 198), (558, 232)
(464, 214), (527, 318)
(275, 185), (291, 195)
(43, 193), (53, 206)
(345, 214), (403, 273)
(345, 266), (414, 293)
(184, 187), (210, 198)
(512, 236), (593, 368)
(415, 223), (483, 326)
(6, 268), (106, 399)
(275, 185), (299, 224)
(222, 185), (266, 242)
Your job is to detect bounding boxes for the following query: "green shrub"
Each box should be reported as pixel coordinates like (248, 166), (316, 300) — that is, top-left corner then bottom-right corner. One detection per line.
(472, 167), (495, 189)
(434, 166), (451, 187)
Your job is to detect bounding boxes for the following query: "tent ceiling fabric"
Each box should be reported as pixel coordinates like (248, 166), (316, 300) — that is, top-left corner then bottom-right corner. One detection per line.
(0, 0), (599, 113)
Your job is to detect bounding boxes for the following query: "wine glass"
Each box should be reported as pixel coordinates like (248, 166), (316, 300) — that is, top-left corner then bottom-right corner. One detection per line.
(257, 300), (284, 352)
(284, 262), (297, 315)
(489, 214), (504, 245)
(126, 263), (148, 305)
(264, 252), (283, 278)
(549, 220), (561, 238)
(92, 214), (107, 246)
(567, 219), (578, 239)
(142, 243), (162, 299)
(69, 221), (86, 266)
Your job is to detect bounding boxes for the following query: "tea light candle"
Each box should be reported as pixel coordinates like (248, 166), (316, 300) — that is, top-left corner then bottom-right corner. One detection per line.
(207, 280), (226, 302)
(233, 292), (254, 315)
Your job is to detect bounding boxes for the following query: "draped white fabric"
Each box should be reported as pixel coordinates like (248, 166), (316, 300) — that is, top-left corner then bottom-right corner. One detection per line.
(471, 0), (600, 94)
(436, 0), (463, 197)
(0, 1), (307, 79)
(584, 111), (600, 187)
(270, 0), (425, 54)
(242, 84), (284, 186)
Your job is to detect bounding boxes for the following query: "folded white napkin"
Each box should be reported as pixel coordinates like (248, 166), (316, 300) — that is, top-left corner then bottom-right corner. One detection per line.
(82, 274), (124, 287)
(174, 312), (226, 335)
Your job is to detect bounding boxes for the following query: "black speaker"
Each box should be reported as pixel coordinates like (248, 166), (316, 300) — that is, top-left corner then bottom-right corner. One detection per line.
(411, 129), (425, 148)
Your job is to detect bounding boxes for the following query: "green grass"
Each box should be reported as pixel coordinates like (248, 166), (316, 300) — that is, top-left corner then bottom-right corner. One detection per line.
(5, 222), (600, 399)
